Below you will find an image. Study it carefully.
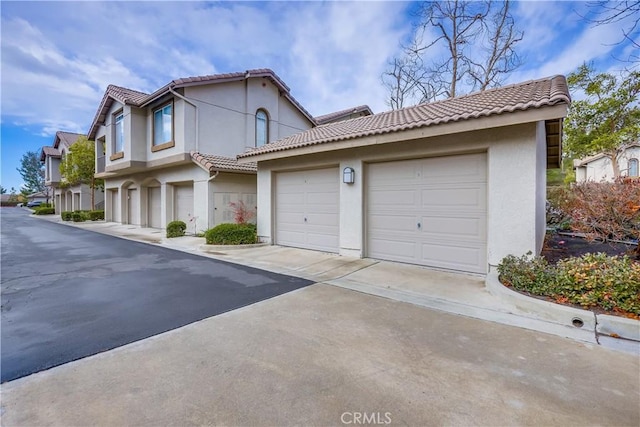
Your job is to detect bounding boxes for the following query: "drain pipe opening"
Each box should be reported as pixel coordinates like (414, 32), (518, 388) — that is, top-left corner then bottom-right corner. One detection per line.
(572, 317), (584, 328)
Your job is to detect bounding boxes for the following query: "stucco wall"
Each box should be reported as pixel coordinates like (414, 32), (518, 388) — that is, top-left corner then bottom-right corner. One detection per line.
(256, 122), (544, 273)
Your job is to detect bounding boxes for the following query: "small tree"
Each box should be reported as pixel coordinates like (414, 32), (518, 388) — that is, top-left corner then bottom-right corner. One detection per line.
(17, 151), (45, 194)
(564, 64), (640, 178)
(59, 136), (103, 210)
(229, 200), (255, 224)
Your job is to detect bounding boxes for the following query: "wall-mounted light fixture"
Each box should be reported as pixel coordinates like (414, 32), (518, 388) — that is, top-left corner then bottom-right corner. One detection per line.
(343, 167), (355, 184)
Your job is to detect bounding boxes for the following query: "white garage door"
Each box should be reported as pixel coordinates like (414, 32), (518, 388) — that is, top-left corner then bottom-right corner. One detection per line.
(367, 153), (487, 273)
(275, 168), (339, 253)
(174, 184), (193, 225)
(148, 187), (161, 228)
(127, 188), (139, 225)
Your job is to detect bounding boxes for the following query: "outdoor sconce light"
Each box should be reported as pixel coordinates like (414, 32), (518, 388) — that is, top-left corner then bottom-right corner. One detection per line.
(343, 167), (355, 184)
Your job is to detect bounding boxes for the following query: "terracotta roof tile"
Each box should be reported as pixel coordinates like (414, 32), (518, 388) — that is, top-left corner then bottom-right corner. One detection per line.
(315, 105), (373, 125)
(239, 75), (571, 159)
(191, 151), (257, 173)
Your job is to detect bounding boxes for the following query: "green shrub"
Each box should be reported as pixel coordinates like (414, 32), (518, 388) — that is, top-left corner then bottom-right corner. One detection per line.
(72, 212), (86, 222)
(39, 203), (52, 208)
(61, 211), (73, 221)
(34, 207), (55, 215)
(89, 210), (105, 221)
(498, 252), (640, 315)
(166, 220), (187, 238)
(205, 223), (257, 245)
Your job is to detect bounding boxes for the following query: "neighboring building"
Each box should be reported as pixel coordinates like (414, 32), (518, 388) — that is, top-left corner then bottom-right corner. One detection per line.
(41, 131), (104, 213)
(315, 105), (373, 125)
(89, 69), (315, 232)
(26, 191), (49, 204)
(238, 75), (570, 275)
(573, 144), (640, 182)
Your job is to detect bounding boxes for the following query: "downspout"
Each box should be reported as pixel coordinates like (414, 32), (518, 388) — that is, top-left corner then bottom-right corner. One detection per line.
(169, 88), (199, 152)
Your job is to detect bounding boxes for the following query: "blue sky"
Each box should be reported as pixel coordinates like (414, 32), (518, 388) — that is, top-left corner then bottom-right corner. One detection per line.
(1, 1), (637, 192)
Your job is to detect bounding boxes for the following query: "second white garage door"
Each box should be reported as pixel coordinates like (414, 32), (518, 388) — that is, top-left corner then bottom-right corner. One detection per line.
(275, 168), (339, 253)
(367, 153), (487, 273)
(174, 184), (194, 225)
(148, 187), (161, 228)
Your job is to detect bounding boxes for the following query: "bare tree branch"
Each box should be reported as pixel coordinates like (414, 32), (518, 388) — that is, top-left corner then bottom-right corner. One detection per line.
(383, 0), (524, 109)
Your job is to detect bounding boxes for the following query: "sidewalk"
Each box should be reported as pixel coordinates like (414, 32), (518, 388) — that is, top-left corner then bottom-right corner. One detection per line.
(34, 213), (640, 353)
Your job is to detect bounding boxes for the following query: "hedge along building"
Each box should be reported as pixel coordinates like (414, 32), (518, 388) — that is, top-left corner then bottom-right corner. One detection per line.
(238, 76), (569, 275)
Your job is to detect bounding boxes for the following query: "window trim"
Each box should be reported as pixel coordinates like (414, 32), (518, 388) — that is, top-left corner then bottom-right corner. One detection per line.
(112, 110), (124, 158)
(255, 109), (269, 147)
(151, 101), (174, 152)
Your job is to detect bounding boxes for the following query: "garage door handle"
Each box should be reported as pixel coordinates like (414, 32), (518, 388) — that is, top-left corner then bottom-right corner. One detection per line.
(417, 222), (421, 229)
(304, 217), (308, 222)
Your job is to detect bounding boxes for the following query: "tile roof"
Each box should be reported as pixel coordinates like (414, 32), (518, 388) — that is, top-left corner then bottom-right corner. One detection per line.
(238, 75), (571, 159)
(42, 131), (84, 161)
(88, 85), (150, 139)
(88, 69), (314, 139)
(191, 151), (257, 173)
(574, 142), (640, 167)
(315, 105), (373, 125)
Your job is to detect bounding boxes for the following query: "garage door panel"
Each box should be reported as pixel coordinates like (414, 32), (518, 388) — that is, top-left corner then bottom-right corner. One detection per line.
(367, 153), (487, 273)
(368, 238), (417, 262)
(175, 185), (193, 225)
(421, 187), (486, 208)
(276, 168), (339, 253)
(420, 216), (485, 238)
(369, 214), (418, 233)
(369, 189), (417, 207)
(421, 242), (484, 271)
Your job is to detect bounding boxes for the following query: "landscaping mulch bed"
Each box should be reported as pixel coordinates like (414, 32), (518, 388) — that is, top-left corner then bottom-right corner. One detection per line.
(541, 232), (638, 264)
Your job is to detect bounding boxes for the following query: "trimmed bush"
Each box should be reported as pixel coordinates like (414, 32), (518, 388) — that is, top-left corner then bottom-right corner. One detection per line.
(166, 220), (187, 238)
(89, 210), (105, 221)
(498, 252), (640, 315)
(71, 211), (90, 222)
(39, 203), (52, 208)
(61, 211), (73, 221)
(34, 207), (55, 215)
(205, 223), (257, 245)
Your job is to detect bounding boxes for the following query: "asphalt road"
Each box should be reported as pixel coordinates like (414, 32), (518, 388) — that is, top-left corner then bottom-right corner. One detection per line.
(0, 208), (312, 383)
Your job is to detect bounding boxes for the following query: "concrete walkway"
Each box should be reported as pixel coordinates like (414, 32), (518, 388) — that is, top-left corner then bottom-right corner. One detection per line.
(34, 214), (639, 353)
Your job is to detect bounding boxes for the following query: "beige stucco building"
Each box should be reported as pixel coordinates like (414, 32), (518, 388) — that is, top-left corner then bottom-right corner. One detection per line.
(41, 131), (105, 213)
(88, 69), (315, 233)
(573, 144), (640, 182)
(238, 76), (570, 275)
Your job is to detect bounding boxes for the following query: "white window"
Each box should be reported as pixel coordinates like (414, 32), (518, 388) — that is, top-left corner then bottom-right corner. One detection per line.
(629, 158), (639, 177)
(153, 103), (173, 146)
(114, 113), (124, 153)
(255, 109), (268, 147)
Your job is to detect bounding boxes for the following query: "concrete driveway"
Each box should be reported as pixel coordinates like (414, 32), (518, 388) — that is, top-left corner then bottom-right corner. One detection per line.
(0, 208), (312, 383)
(2, 284), (638, 426)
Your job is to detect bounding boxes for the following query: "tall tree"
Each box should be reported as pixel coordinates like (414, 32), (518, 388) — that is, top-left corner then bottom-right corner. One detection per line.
(59, 136), (103, 210)
(17, 151), (45, 194)
(587, 1), (640, 65)
(382, 0), (523, 108)
(564, 64), (640, 178)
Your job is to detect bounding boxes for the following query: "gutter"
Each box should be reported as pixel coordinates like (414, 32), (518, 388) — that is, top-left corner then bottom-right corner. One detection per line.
(169, 88), (199, 152)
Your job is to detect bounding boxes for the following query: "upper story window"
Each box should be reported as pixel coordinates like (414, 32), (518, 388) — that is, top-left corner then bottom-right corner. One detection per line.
(153, 103), (173, 148)
(255, 109), (268, 147)
(629, 158), (639, 177)
(114, 112), (124, 154)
